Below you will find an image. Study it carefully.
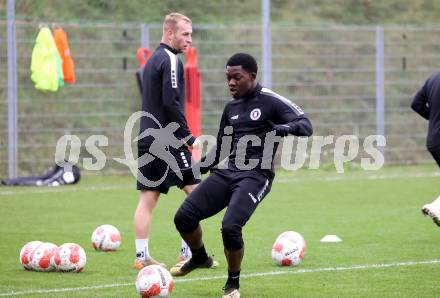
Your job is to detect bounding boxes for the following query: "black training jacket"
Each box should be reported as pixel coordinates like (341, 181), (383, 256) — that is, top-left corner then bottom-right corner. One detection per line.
(138, 43), (195, 148)
(203, 83), (313, 178)
(411, 71), (440, 151)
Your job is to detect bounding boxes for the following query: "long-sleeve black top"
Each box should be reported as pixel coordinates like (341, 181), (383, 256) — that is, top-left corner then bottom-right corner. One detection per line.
(201, 83), (313, 178)
(138, 43), (195, 148)
(411, 71), (440, 151)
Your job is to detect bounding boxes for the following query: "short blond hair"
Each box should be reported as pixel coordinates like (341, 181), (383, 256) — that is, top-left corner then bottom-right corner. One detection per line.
(163, 13), (192, 32)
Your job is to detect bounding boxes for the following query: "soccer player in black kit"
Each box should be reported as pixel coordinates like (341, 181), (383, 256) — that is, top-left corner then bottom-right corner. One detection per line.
(133, 13), (218, 270)
(411, 71), (440, 226)
(171, 53), (313, 298)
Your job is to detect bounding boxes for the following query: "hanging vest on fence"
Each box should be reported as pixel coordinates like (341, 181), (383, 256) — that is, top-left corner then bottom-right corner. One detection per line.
(30, 26), (64, 92)
(53, 27), (76, 83)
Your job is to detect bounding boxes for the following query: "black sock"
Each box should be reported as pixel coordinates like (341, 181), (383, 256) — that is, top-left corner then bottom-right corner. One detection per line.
(226, 270), (240, 289)
(191, 245), (208, 264)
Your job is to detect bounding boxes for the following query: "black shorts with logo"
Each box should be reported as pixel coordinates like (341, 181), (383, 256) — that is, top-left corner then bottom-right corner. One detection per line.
(177, 169), (273, 236)
(136, 146), (200, 194)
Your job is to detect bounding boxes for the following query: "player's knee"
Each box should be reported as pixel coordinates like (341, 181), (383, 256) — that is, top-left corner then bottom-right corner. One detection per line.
(174, 207), (198, 234)
(221, 223), (243, 250)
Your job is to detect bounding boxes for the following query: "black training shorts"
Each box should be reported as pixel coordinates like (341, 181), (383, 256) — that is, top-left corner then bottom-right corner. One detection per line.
(136, 146), (200, 194)
(177, 168), (273, 233)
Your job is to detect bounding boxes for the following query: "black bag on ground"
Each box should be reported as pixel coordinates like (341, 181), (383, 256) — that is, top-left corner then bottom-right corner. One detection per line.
(1, 161), (80, 186)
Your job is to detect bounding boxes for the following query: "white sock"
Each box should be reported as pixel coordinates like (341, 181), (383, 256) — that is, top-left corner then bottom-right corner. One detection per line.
(135, 239), (149, 261)
(181, 239), (192, 260)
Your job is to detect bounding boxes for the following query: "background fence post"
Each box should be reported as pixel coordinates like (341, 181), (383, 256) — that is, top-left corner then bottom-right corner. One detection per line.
(375, 26), (385, 154)
(140, 23), (149, 49)
(261, 0), (272, 89)
(7, 0), (18, 178)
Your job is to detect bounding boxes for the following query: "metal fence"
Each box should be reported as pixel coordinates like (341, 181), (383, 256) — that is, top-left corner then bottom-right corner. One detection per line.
(1, 20), (438, 177)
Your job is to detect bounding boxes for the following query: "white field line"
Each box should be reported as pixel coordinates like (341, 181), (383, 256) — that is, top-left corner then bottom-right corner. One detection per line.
(0, 171), (439, 196)
(1, 259), (439, 297)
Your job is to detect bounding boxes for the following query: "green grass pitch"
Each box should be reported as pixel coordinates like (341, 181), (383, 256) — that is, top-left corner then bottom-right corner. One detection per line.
(0, 165), (439, 297)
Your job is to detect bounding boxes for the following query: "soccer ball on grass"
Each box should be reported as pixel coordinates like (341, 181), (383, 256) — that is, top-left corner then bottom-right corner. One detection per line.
(19, 241), (43, 270)
(29, 242), (58, 272)
(271, 231), (306, 266)
(91, 224), (121, 251)
(54, 242), (87, 272)
(136, 265), (174, 298)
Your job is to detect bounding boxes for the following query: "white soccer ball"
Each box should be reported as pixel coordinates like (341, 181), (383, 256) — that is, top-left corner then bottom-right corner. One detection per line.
(136, 265), (174, 298)
(54, 243), (87, 272)
(91, 224), (121, 251)
(271, 231), (306, 266)
(29, 242), (58, 272)
(19, 241), (43, 270)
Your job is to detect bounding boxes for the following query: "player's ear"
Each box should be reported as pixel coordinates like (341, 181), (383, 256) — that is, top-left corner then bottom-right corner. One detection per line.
(165, 28), (173, 41)
(250, 72), (257, 80)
